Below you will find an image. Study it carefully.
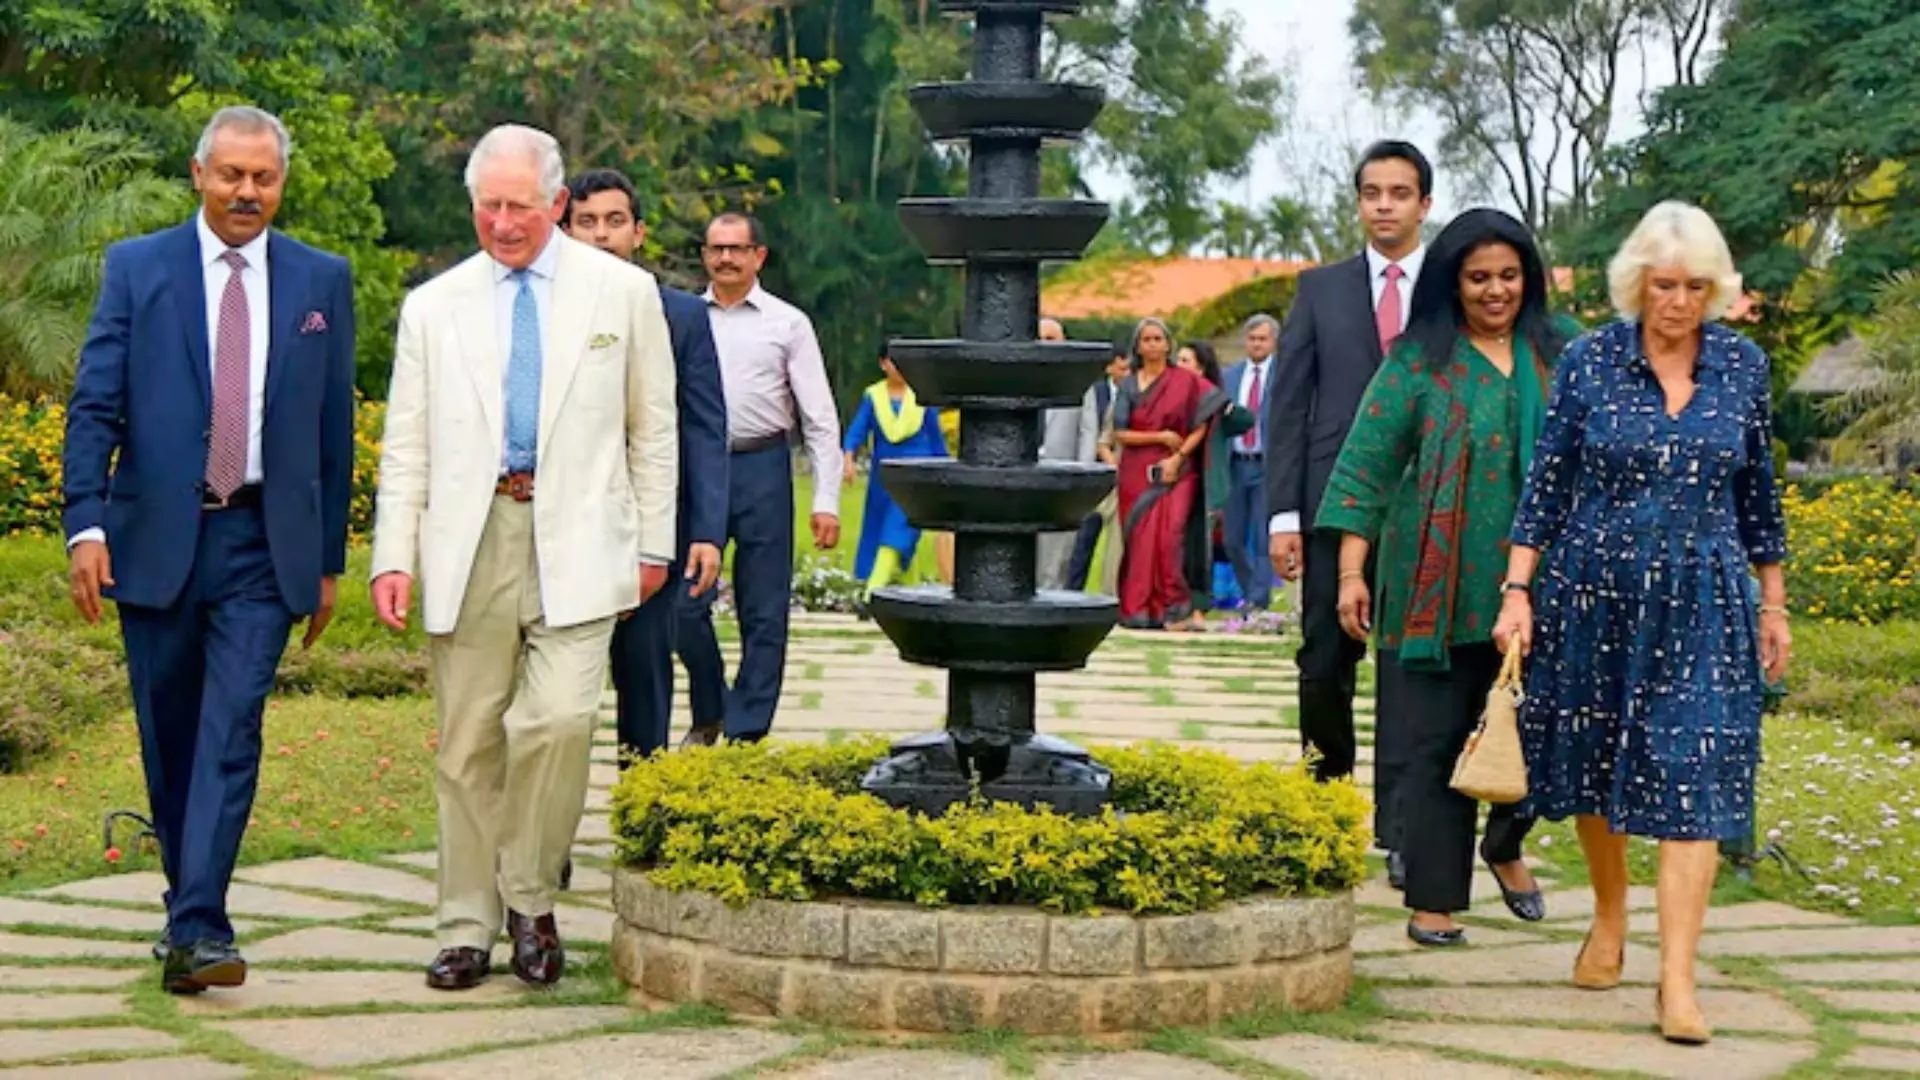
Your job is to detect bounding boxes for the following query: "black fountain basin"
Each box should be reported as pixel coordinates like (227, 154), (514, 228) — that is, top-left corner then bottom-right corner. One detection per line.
(880, 460), (1111, 532)
(909, 82), (1104, 143)
(938, 0), (1083, 14)
(868, 587), (1117, 673)
(888, 339), (1112, 409)
(897, 199), (1108, 264)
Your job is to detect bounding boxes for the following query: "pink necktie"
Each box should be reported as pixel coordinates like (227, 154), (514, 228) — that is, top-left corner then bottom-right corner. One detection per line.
(206, 250), (250, 499)
(1376, 262), (1404, 354)
(1241, 363), (1261, 452)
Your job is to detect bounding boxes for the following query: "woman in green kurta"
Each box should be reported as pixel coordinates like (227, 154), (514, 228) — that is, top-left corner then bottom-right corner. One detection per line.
(1316, 208), (1578, 947)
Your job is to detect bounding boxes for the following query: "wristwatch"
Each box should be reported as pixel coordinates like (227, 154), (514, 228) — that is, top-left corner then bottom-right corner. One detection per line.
(1500, 581), (1531, 596)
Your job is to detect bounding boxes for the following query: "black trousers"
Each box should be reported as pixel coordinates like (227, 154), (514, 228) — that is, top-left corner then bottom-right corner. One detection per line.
(1399, 643), (1534, 914)
(1372, 647), (1410, 852)
(1296, 529), (1368, 780)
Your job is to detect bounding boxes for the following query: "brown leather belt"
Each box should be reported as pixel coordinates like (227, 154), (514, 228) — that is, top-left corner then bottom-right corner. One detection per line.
(730, 431), (789, 454)
(495, 472), (534, 502)
(201, 484), (263, 511)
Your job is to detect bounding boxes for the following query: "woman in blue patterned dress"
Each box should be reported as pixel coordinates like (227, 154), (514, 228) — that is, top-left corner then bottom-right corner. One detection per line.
(1493, 202), (1792, 1046)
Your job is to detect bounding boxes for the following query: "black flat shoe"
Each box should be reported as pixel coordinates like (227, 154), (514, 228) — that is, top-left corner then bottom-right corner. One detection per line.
(162, 940), (246, 995)
(1406, 919), (1467, 948)
(1484, 852), (1547, 922)
(1386, 850), (1406, 891)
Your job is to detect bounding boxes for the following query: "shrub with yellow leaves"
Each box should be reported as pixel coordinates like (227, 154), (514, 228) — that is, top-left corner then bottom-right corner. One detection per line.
(1783, 478), (1920, 624)
(610, 738), (1370, 914)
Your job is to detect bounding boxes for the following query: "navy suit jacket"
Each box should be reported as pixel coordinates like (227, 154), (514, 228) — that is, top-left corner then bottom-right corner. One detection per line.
(62, 220), (356, 616)
(1265, 255), (1382, 528)
(659, 284), (728, 553)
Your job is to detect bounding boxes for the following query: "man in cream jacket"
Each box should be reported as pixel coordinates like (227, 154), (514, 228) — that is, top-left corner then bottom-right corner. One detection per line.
(370, 124), (677, 991)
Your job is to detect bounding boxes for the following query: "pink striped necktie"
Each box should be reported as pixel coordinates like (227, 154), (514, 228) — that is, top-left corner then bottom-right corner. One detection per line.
(206, 249), (250, 499)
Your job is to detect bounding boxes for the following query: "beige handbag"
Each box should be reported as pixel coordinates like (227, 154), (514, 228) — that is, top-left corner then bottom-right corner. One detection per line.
(1450, 643), (1529, 804)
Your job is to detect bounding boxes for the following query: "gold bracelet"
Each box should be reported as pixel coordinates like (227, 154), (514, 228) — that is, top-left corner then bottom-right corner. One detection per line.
(1758, 604), (1789, 618)
(1338, 569), (1364, 582)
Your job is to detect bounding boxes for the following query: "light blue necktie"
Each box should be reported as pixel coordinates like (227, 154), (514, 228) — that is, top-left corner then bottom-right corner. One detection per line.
(505, 269), (540, 473)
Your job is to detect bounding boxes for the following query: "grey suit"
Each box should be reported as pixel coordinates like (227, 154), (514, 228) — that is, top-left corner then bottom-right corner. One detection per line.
(1036, 403), (1089, 588)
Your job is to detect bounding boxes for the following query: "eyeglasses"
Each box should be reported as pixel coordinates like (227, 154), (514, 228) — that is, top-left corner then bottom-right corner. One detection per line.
(702, 243), (762, 258)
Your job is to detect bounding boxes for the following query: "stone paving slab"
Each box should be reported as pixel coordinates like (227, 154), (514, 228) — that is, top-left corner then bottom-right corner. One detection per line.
(1810, 988), (1920, 1014)
(236, 857), (437, 908)
(0, 898), (181, 936)
(1375, 985), (1813, 1034)
(0, 1027), (180, 1066)
(0, 993), (127, 1023)
(247, 926), (467, 967)
(1477, 884), (1660, 922)
(37, 874), (377, 922)
(1233, 1034), (1547, 1079)
(1773, 960), (1920, 985)
(172, 969), (537, 1014)
(1035, 1051), (1240, 1079)
(1842, 1045), (1920, 1073)
(210, 1005), (630, 1069)
(1858, 1021), (1920, 1046)
(1700, 926), (1920, 958)
(590, 763), (620, 789)
(1351, 920), (1546, 955)
(777, 1050), (1000, 1080)
(0, 967), (138, 990)
(0, 933), (150, 961)
(386, 1028), (800, 1079)
(382, 852), (438, 871)
(1358, 939), (1730, 986)
(575, 815), (612, 843)
(1369, 1020), (1815, 1080)
(0, 1056), (250, 1079)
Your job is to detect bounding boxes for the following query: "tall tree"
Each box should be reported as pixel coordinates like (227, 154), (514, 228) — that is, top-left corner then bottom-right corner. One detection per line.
(1350, 0), (1719, 245)
(1052, 0), (1287, 255)
(1830, 271), (1920, 454)
(1575, 0), (1920, 386)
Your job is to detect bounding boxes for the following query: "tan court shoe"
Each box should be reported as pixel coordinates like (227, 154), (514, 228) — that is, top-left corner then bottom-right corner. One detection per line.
(1656, 986), (1712, 1045)
(1572, 931), (1623, 990)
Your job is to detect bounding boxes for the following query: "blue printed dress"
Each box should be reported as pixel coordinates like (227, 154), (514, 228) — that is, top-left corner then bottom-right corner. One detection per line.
(843, 382), (948, 579)
(1510, 320), (1787, 841)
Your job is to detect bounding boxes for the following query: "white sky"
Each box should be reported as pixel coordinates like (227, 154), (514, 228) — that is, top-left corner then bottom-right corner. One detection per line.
(1079, 0), (1694, 223)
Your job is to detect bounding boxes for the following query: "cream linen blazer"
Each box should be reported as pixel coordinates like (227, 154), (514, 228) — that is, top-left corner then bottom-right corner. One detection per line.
(370, 235), (678, 633)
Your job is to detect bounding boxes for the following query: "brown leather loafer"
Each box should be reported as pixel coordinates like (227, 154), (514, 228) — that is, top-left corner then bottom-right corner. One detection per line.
(679, 724), (721, 749)
(425, 947), (491, 990)
(506, 909), (564, 986)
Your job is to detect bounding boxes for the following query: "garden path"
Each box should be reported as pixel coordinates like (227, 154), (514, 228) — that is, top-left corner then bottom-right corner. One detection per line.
(0, 617), (1911, 1077)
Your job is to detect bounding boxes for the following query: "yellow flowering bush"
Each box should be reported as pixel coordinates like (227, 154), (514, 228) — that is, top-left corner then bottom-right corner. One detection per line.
(0, 396), (387, 538)
(611, 738), (1370, 914)
(1783, 478), (1920, 624)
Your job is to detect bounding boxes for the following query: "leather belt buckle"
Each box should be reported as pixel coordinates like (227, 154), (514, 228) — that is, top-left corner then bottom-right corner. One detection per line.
(497, 472), (535, 502)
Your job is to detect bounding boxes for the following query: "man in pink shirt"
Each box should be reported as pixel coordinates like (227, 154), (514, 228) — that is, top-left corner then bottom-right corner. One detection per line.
(678, 212), (844, 744)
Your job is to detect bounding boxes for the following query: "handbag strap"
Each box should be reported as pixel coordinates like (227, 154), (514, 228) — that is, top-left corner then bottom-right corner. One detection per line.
(1496, 640), (1525, 691)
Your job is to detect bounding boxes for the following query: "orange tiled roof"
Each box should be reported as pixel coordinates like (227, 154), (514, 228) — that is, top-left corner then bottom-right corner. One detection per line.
(1043, 257), (1311, 320)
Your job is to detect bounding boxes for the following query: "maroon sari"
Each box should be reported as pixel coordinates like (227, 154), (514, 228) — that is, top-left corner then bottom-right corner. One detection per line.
(1113, 365), (1227, 626)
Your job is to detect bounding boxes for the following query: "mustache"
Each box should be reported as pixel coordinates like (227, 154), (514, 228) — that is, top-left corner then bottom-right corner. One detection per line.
(227, 199), (264, 215)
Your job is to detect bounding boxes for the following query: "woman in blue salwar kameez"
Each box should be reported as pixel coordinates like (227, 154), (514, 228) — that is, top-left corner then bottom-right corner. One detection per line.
(843, 348), (948, 599)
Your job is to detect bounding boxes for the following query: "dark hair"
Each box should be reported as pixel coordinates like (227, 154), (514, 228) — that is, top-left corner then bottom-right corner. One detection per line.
(1353, 140), (1434, 199)
(877, 339), (892, 363)
(1400, 207), (1567, 380)
(1112, 334), (1132, 361)
(563, 169), (638, 227)
(1180, 340), (1223, 386)
(706, 210), (767, 248)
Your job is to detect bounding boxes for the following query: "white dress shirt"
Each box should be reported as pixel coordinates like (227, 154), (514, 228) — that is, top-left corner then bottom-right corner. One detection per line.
(492, 234), (558, 473)
(1235, 355), (1271, 454)
(1269, 243), (1425, 536)
(702, 281), (844, 516)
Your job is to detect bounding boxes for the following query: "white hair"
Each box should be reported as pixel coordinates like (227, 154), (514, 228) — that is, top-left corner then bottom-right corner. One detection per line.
(1608, 201), (1744, 321)
(464, 125), (566, 203)
(1243, 313), (1279, 338)
(194, 106), (291, 173)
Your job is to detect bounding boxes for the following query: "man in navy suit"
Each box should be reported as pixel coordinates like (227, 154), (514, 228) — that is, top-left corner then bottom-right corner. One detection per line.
(62, 106), (356, 994)
(1220, 314), (1278, 612)
(562, 169), (728, 758)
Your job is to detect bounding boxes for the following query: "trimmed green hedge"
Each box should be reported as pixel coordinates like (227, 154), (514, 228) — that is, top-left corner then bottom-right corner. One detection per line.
(1179, 274), (1300, 340)
(611, 738), (1370, 914)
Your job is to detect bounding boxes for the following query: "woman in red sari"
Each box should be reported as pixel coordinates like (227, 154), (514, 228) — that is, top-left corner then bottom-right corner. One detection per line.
(1111, 318), (1230, 629)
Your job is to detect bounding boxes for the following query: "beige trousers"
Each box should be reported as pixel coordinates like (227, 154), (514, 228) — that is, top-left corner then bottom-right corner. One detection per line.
(1096, 492), (1122, 596)
(428, 497), (614, 950)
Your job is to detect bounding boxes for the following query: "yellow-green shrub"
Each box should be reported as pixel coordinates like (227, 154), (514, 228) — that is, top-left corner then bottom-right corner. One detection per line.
(1783, 478), (1920, 623)
(611, 739), (1370, 914)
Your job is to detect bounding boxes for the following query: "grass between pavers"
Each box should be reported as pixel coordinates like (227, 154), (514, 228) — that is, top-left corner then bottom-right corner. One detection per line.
(0, 695), (438, 890)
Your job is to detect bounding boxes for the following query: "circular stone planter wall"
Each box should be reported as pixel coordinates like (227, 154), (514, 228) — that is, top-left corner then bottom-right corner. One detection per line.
(611, 868), (1354, 1034)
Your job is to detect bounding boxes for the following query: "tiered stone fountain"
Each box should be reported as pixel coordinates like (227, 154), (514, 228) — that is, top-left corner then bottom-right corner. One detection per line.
(861, 0), (1119, 817)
